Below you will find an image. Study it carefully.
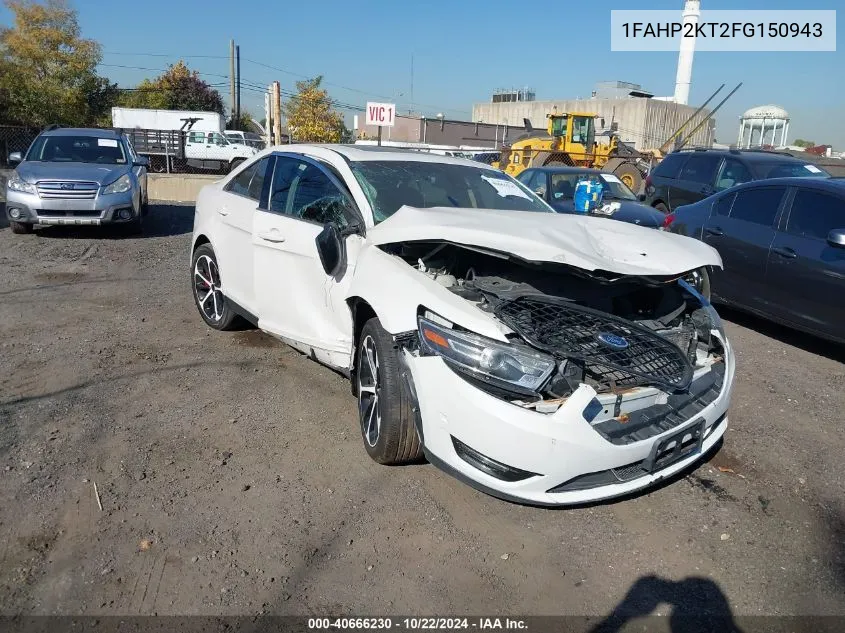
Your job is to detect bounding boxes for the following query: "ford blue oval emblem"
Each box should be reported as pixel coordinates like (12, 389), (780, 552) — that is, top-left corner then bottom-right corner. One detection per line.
(597, 332), (629, 350)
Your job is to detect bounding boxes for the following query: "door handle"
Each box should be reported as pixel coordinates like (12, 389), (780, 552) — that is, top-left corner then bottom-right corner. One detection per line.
(772, 246), (797, 259)
(217, 207), (229, 216)
(704, 226), (723, 237)
(258, 230), (285, 243)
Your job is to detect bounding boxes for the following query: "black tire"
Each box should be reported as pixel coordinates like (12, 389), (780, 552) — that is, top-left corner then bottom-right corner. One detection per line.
(654, 202), (669, 214)
(228, 158), (245, 174)
(119, 212), (143, 236)
(191, 244), (240, 331)
(10, 221), (33, 234)
(356, 317), (423, 465)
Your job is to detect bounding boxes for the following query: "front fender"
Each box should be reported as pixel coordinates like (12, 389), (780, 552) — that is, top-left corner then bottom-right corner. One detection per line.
(346, 245), (510, 340)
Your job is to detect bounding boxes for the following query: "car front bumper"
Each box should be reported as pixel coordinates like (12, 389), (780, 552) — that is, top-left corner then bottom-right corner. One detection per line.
(404, 333), (735, 506)
(5, 188), (139, 226)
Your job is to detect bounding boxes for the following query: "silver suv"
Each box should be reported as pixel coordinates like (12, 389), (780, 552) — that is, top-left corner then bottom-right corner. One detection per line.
(5, 127), (149, 235)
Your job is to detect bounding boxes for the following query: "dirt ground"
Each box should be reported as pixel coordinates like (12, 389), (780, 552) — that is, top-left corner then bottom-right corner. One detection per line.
(0, 204), (843, 619)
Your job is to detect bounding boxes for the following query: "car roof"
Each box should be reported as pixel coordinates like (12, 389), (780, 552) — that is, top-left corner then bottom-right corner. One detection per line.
(728, 176), (845, 192)
(301, 144), (498, 167)
(671, 149), (817, 164)
(42, 127), (123, 139)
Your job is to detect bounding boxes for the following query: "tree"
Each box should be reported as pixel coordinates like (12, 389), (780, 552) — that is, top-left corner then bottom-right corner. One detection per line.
(227, 109), (257, 132)
(283, 76), (344, 143)
(120, 60), (224, 114)
(0, 0), (118, 127)
(793, 139), (816, 148)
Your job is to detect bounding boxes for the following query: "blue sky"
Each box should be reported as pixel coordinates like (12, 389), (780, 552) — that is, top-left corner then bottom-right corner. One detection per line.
(2, 0), (841, 147)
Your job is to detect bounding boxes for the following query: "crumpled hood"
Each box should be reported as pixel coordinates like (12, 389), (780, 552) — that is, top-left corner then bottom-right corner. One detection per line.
(15, 162), (130, 186)
(367, 206), (722, 277)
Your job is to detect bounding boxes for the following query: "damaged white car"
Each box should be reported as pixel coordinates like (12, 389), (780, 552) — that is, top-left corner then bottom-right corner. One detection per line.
(190, 145), (735, 506)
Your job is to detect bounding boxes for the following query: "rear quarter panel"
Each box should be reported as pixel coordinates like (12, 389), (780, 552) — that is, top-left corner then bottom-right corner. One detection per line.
(670, 201), (710, 241)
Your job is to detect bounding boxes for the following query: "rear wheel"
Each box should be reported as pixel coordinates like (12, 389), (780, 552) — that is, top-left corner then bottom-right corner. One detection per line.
(10, 221), (33, 234)
(357, 317), (423, 465)
(613, 162), (643, 193)
(191, 244), (240, 331)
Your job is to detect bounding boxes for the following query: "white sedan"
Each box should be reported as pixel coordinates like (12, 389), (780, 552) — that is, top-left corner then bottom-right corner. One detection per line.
(190, 145), (735, 506)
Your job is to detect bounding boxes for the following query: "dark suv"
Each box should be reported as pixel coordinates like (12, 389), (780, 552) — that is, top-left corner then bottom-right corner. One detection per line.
(644, 148), (830, 213)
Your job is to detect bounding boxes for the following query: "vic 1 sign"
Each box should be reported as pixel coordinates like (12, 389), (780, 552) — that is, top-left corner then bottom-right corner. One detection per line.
(365, 102), (396, 127)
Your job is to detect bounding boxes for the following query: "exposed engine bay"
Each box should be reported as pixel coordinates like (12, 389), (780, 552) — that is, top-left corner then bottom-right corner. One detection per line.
(382, 240), (725, 399)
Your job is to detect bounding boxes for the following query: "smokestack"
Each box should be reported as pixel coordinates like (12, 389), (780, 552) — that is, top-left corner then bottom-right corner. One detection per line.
(674, 0), (700, 105)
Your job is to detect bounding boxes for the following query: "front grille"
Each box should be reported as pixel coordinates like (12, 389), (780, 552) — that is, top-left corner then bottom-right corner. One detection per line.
(547, 414), (725, 493)
(36, 210), (101, 217)
(591, 362), (725, 445)
(37, 181), (99, 200)
(495, 296), (693, 391)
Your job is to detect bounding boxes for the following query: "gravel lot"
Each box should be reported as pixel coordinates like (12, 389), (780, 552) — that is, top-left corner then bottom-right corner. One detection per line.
(0, 204), (843, 619)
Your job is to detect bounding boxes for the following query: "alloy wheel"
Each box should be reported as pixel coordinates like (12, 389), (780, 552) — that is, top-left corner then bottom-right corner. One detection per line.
(194, 254), (224, 322)
(357, 335), (381, 447)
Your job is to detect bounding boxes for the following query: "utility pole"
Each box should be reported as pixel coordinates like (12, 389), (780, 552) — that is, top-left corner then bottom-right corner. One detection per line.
(235, 45), (241, 127)
(272, 81), (282, 146)
(229, 40), (236, 122)
(264, 89), (272, 147)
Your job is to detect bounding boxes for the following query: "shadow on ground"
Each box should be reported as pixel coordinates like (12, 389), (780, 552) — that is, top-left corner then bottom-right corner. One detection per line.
(718, 305), (845, 364)
(589, 575), (743, 633)
(1, 203), (194, 239)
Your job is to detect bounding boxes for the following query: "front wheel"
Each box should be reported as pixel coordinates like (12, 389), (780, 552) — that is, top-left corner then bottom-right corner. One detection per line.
(10, 221), (33, 234)
(357, 317), (423, 465)
(191, 244), (240, 330)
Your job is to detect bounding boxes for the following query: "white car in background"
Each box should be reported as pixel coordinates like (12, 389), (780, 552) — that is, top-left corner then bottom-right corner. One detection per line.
(189, 145), (735, 506)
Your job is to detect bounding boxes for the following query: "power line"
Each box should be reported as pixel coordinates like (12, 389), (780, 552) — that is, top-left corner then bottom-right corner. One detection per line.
(98, 53), (472, 117)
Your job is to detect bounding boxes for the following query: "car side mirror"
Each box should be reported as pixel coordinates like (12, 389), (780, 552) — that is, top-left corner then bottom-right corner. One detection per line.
(134, 156), (150, 168)
(8, 152), (22, 164)
(827, 229), (845, 249)
(316, 223), (347, 277)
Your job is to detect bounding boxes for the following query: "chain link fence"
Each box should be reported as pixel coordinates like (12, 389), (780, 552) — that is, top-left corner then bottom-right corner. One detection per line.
(0, 123), (269, 176)
(0, 125), (38, 168)
(121, 128), (268, 175)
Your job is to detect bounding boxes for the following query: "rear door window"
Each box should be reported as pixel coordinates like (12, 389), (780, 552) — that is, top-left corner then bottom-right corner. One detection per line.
(678, 154), (722, 185)
(225, 162), (259, 198)
(712, 192), (736, 217)
(652, 154), (687, 179)
(728, 187), (786, 227)
(785, 189), (845, 240)
(715, 159), (753, 192)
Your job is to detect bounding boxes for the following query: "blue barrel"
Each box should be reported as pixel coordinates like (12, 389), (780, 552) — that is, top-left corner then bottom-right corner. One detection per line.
(573, 179), (604, 213)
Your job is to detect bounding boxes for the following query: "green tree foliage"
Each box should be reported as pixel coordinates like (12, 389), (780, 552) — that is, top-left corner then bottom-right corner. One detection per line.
(120, 60), (224, 114)
(283, 76), (344, 143)
(227, 109), (257, 131)
(793, 139), (816, 148)
(0, 0), (117, 127)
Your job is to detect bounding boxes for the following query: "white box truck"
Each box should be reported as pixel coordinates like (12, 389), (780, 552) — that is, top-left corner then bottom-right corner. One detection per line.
(111, 107), (257, 173)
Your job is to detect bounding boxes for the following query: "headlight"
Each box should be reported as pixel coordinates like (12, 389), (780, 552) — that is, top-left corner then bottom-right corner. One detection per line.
(7, 175), (36, 195)
(418, 314), (555, 393)
(102, 174), (132, 195)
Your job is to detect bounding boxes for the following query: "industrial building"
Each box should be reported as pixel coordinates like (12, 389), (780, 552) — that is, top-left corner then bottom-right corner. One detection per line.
(472, 0), (714, 151)
(472, 81), (715, 152)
